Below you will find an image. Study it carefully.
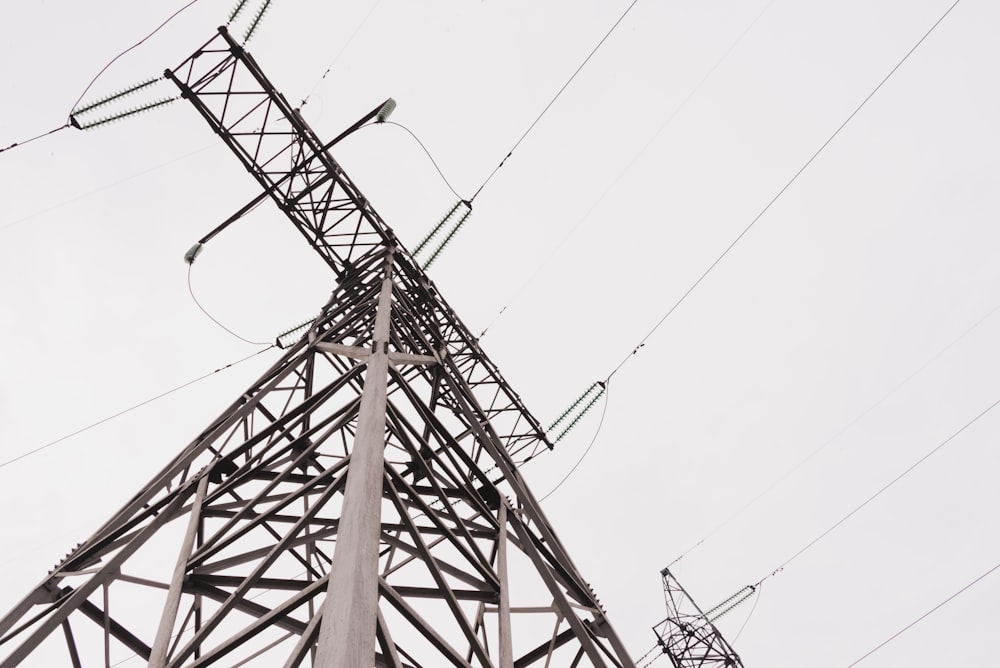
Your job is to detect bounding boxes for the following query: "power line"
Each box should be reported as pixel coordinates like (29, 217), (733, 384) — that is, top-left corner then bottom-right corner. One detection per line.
(667, 296), (1000, 568)
(379, 121), (464, 201)
(299, 0), (384, 109)
(469, 0), (641, 204)
(605, 0), (962, 382)
(0, 347), (274, 471)
(764, 388), (1000, 579)
(0, 143), (216, 234)
(69, 0), (204, 114)
(186, 263), (272, 346)
(0, 124), (71, 156)
(845, 559), (1000, 667)
(1, 0), (204, 157)
(537, 383), (612, 502)
(478, 0), (776, 339)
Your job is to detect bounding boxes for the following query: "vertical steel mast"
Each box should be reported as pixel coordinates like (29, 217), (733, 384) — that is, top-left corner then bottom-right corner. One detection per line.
(0, 27), (635, 667)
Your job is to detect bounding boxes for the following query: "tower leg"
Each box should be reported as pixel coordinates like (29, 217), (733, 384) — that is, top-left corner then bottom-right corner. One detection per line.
(314, 259), (394, 667)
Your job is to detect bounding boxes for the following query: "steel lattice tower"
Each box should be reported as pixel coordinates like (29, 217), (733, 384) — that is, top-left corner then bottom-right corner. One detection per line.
(0, 28), (635, 667)
(651, 568), (744, 668)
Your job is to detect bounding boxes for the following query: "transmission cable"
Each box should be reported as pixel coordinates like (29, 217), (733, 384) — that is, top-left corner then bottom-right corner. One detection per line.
(477, 0), (776, 339)
(0, 0), (204, 156)
(606, 0), (961, 381)
(379, 121), (464, 200)
(699, 383), (1000, 610)
(469, 0), (640, 204)
(408, 0), (642, 266)
(0, 346), (274, 471)
(186, 263), (271, 346)
(536, 382), (612, 502)
(845, 559), (1000, 667)
(668, 294), (1000, 568)
(538, 0), (961, 446)
(1, 143), (217, 234)
(299, 0), (384, 110)
(766, 389), (999, 579)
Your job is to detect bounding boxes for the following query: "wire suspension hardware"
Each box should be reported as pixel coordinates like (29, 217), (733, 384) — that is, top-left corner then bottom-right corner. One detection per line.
(72, 98), (178, 130)
(243, 0), (273, 43)
(421, 201), (473, 269)
(228, 0), (253, 22)
(71, 78), (161, 116)
(413, 200), (463, 257)
(705, 584), (757, 622)
(275, 315), (320, 349)
(548, 381), (606, 442)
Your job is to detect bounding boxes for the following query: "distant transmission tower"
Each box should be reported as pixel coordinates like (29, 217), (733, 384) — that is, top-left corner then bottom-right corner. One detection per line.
(651, 568), (744, 668)
(0, 27), (635, 667)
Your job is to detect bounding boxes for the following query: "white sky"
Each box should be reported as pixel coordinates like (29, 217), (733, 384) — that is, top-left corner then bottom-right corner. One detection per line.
(2, 0), (999, 665)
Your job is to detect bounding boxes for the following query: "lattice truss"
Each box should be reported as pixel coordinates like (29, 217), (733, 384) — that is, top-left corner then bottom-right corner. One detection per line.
(651, 569), (743, 668)
(0, 27), (635, 668)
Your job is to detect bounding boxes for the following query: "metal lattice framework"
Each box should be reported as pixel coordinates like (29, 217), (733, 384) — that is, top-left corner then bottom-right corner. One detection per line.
(0, 27), (635, 667)
(651, 568), (744, 668)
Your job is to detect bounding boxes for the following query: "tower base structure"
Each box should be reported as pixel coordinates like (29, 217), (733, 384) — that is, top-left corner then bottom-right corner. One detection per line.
(0, 27), (636, 668)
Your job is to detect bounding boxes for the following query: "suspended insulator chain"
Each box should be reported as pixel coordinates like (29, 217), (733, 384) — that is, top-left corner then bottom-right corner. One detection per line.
(229, 0), (253, 22)
(73, 98), (178, 130)
(276, 314), (320, 349)
(413, 200), (463, 257)
(705, 584), (757, 622)
(243, 0), (273, 43)
(423, 206), (472, 269)
(72, 78), (160, 116)
(549, 382), (606, 443)
(548, 382), (603, 431)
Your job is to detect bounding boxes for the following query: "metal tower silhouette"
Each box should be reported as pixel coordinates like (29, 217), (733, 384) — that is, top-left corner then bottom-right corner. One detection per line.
(0, 27), (635, 667)
(651, 568), (744, 668)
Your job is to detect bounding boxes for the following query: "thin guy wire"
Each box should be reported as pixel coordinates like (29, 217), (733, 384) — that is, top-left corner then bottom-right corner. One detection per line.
(667, 295), (1000, 568)
(0, 346), (274, 470)
(477, 0), (775, 339)
(766, 389), (1000, 578)
(537, 383), (611, 502)
(606, 0), (962, 381)
(469, 0), (640, 203)
(845, 560), (1000, 667)
(187, 263), (271, 346)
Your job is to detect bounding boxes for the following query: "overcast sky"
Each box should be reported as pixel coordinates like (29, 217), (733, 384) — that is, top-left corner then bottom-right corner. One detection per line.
(2, 0), (999, 665)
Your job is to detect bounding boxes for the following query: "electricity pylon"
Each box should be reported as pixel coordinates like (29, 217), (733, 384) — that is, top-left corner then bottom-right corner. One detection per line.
(0, 27), (635, 667)
(651, 568), (744, 668)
